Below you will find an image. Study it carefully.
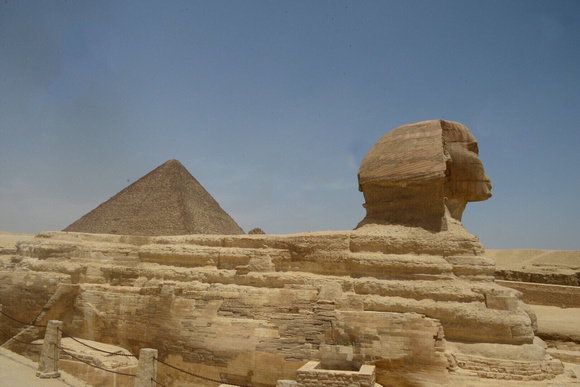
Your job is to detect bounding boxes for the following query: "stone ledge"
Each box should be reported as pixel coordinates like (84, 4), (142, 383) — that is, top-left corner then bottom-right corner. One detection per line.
(496, 280), (580, 308)
(295, 361), (377, 387)
(548, 349), (580, 365)
(453, 353), (564, 381)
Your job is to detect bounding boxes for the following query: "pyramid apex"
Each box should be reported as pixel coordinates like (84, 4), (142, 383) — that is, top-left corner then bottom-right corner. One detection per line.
(159, 159), (185, 170)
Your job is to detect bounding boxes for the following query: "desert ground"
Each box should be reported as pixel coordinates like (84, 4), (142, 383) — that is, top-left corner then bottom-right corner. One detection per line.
(487, 248), (580, 276)
(0, 231), (34, 251)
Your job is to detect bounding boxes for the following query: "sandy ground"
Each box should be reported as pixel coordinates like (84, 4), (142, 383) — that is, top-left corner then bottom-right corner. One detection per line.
(487, 249), (580, 271)
(532, 305), (580, 343)
(0, 231), (34, 251)
(488, 248), (580, 342)
(0, 346), (88, 387)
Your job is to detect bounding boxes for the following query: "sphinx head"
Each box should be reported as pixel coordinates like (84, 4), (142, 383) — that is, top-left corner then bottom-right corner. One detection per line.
(357, 120), (491, 231)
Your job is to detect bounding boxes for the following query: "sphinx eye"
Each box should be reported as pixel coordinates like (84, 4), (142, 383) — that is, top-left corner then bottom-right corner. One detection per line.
(468, 142), (479, 154)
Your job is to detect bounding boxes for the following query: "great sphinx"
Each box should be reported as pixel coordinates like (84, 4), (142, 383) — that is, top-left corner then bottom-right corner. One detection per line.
(0, 120), (563, 386)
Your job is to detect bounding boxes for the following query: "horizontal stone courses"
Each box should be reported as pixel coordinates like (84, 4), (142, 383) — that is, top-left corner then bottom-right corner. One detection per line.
(348, 235), (482, 257)
(138, 243), (456, 279)
(548, 348), (580, 365)
(351, 279), (484, 302)
(150, 233), (351, 252)
(68, 263), (484, 304)
(22, 233), (483, 280)
(73, 272), (532, 343)
(14, 249), (503, 307)
(5, 230), (541, 351)
(56, 227), (483, 257)
(453, 353), (564, 380)
(496, 269), (580, 287)
(496, 280), (580, 308)
(362, 295), (534, 344)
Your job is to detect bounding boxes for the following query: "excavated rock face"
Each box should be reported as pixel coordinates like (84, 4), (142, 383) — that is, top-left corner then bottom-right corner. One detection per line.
(64, 159), (244, 236)
(357, 120), (492, 231)
(1, 228), (550, 385)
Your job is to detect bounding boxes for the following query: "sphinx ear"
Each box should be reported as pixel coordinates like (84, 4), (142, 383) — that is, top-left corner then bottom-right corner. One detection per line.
(443, 149), (457, 198)
(444, 149), (452, 176)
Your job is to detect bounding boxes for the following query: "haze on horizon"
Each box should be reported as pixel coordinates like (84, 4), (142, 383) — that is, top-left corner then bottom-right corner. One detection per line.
(1, 1), (579, 250)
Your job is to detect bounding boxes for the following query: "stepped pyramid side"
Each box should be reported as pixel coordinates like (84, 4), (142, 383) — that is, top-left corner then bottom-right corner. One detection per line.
(63, 159), (244, 236)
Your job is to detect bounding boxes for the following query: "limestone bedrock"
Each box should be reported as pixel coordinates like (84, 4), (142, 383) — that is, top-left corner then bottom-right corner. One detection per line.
(0, 120), (560, 386)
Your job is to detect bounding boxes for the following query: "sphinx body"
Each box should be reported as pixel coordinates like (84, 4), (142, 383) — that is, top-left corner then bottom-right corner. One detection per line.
(0, 121), (562, 386)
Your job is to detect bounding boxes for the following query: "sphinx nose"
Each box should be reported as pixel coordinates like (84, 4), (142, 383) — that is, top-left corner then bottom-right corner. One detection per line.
(484, 173), (492, 191)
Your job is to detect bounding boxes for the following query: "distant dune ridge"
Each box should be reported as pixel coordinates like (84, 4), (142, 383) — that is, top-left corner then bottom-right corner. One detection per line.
(63, 159), (244, 236)
(487, 249), (580, 271)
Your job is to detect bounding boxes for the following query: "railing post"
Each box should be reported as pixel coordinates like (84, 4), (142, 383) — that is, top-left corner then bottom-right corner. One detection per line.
(36, 320), (62, 378)
(135, 348), (158, 387)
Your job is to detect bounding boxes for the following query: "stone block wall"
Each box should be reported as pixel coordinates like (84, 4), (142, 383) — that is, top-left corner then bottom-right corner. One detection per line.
(496, 280), (580, 308)
(452, 353), (564, 381)
(295, 361), (375, 387)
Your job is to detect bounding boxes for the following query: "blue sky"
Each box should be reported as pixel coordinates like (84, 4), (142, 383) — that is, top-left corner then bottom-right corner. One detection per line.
(1, 1), (579, 249)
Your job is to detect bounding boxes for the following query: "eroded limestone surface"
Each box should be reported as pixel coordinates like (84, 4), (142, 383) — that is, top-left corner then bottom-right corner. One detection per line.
(0, 223), (551, 386)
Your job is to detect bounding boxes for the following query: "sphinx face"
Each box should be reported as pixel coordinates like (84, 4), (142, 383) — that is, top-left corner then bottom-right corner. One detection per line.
(443, 122), (492, 202)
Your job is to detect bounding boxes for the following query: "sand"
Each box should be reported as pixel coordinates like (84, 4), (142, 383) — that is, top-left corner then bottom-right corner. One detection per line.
(0, 346), (87, 387)
(0, 231), (34, 251)
(487, 249), (580, 271)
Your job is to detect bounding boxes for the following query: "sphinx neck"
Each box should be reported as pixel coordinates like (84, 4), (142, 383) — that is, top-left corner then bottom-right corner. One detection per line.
(445, 197), (467, 222)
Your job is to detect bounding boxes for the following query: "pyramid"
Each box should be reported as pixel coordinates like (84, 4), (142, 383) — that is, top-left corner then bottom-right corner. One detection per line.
(64, 159), (245, 236)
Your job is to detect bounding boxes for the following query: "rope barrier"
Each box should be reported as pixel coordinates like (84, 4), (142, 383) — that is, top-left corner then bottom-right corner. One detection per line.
(151, 377), (167, 387)
(30, 307), (48, 328)
(155, 357), (251, 387)
(57, 328), (137, 358)
(0, 310), (46, 328)
(56, 344), (137, 378)
(0, 327), (43, 346)
(1, 308), (255, 385)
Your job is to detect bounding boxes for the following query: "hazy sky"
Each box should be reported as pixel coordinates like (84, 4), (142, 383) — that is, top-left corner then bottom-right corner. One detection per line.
(1, 1), (579, 249)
